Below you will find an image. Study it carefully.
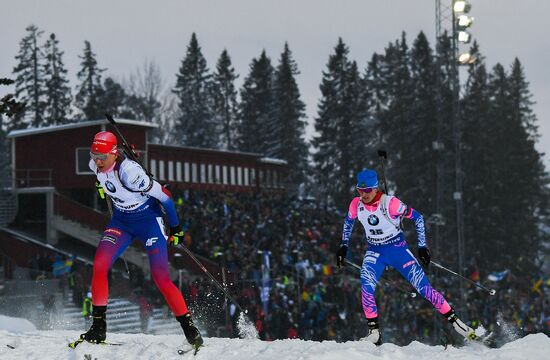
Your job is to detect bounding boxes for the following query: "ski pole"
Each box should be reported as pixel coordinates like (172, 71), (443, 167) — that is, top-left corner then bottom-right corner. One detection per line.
(343, 259), (417, 298)
(431, 261), (496, 296)
(176, 244), (249, 314)
(377, 149), (389, 193)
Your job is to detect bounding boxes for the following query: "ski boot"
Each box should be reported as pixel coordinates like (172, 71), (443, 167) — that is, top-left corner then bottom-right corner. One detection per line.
(80, 306), (107, 343)
(177, 312), (204, 350)
(443, 308), (478, 340)
(364, 317), (382, 345)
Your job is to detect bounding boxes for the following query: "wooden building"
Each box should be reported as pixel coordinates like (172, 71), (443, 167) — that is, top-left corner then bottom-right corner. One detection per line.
(8, 118), (288, 192)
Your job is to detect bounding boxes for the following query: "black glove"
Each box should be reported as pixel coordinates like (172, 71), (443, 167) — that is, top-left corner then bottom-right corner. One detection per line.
(336, 245), (348, 268)
(168, 225), (184, 246)
(418, 247), (431, 267)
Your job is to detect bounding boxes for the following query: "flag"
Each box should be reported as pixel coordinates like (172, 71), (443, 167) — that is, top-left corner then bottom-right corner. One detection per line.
(487, 270), (509, 282)
(260, 251), (271, 315)
(323, 265), (333, 276)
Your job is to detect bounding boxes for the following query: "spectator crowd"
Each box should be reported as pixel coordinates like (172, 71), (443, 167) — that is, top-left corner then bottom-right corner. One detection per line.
(18, 189), (549, 345)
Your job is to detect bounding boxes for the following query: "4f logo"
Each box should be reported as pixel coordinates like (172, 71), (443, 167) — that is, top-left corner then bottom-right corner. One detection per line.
(146, 237), (158, 247)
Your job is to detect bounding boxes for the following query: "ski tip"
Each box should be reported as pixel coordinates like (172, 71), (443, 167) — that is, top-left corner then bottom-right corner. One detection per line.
(68, 338), (83, 349)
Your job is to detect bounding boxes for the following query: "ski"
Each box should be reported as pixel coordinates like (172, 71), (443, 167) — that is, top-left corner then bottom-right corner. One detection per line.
(6, 344), (16, 349)
(460, 329), (496, 348)
(68, 338), (123, 349)
(475, 331), (497, 348)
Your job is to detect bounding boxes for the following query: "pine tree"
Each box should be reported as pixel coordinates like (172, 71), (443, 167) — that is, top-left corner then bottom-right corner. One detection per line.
(507, 58), (550, 273)
(0, 78), (25, 120)
(482, 60), (549, 273)
(343, 60), (368, 184)
(399, 32), (437, 213)
(173, 33), (217, 148)
(98, 77), (129, 117)
(483, 63), (511, 260)
(43, 33), (72, 125)
(376, 33), (415, 194)
(0, 78), (25, 173)
(460, 43), (494, 270)
(12, 24), (46, 128)
(312, 38), (365, 208)
(431, 32), (460, 256)
(75, 40), (105, 120)
(362, 53), (387, 161)
(212, 49), (239, 150)
(269, 43), (309, 185)
(237, 50), (274, 154)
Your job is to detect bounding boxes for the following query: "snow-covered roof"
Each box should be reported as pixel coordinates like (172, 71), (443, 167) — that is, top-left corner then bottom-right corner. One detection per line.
(259, 157), (288, 165)
(7, 118), (158, 138)
(149, 143), (263, 157)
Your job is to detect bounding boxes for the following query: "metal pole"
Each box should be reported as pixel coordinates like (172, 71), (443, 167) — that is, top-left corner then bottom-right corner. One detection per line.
(451, 0), (467, 311)
(434, 0), (446, 342)
(432, 261), (496, 295)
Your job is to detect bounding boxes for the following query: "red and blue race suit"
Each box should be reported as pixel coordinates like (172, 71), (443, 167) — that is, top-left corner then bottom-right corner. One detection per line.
(90, 158), (189, 316)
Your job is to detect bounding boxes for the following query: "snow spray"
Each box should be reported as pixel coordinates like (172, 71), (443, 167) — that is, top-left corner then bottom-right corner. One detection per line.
(237, 312), (258, 339)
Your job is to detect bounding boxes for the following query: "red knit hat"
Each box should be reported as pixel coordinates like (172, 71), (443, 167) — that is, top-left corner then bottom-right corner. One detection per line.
(91, 131), (118, 154)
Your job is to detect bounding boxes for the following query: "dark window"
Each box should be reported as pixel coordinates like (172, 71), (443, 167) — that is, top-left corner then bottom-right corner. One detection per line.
(76, 148), (94, 175)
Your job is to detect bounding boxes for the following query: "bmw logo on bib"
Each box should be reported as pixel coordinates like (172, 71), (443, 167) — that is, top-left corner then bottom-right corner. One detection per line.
(105, 180), (116, 193)
(368, 215), (379, 226)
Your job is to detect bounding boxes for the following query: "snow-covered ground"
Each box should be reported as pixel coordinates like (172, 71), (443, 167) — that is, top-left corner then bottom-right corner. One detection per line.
(1, 315), (549, 360)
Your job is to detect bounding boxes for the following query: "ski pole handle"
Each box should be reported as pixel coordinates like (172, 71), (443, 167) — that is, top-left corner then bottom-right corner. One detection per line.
(377, 149), (389, 194)
(431, 261), (496, 296)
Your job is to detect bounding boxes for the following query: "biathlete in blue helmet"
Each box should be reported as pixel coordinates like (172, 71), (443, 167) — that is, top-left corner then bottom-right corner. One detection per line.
(336, 168), (477, 345)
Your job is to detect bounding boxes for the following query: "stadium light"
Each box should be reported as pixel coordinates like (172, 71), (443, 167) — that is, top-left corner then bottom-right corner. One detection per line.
(457, 15), (474, 29)
(453, 1), (471, 13)
(457, 31), (471, 43)
(457, 52), (477, 65)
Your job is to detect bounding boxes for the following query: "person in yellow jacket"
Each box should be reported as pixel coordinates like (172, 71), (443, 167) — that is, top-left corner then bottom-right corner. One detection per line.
(82, 292), (93, 329)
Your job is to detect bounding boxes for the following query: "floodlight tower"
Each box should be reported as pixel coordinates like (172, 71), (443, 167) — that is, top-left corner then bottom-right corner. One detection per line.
(435, 0), (475, 315)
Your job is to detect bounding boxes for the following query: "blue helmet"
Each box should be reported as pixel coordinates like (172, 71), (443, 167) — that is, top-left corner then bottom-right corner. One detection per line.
(356, 168), (378, 188)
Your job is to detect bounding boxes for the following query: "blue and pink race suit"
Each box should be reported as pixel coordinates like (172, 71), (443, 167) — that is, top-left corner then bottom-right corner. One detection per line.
(341, 192), (451, 320)
(89, 158), (189, 316)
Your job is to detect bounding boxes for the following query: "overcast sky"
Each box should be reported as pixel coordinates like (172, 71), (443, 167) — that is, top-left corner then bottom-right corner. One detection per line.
(1, 0), (548, 166)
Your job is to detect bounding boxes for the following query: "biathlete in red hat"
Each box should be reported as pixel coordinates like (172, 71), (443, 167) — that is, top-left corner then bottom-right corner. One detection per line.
(81, 131), (203, 349)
